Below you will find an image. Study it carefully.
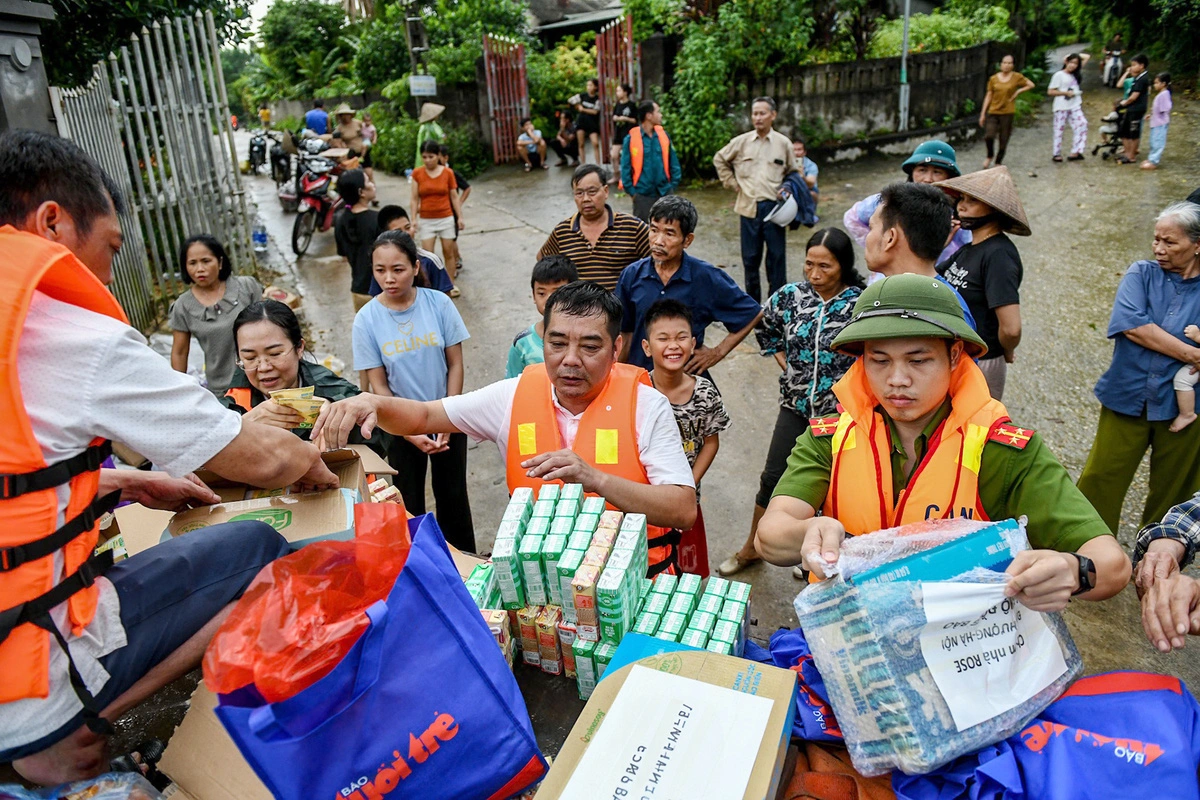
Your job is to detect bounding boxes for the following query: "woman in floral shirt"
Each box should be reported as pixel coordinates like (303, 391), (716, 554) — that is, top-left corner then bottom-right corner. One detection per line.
(717, 228), (865, 577)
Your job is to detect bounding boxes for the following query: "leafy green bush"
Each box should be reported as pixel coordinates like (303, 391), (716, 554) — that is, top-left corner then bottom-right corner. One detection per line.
(259, 0), (351, 87)
(355, 6), (410, 91)
(868, 6), (1016, 58)
(365, 102), (490, 179)
(527, 34), (597, 135)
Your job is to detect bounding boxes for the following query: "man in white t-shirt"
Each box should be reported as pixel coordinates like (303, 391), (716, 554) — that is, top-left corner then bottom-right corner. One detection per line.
(0, 130), (339, 785)
(316, 282), (697, 543)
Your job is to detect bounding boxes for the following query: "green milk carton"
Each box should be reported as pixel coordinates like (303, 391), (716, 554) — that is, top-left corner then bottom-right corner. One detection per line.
(537, 484), (561, 502)
(541, 534), (568, 605)
(650, 573), (678, 597)
(526, 516), (551, 540)
(550, 517), (575, 537)
(705, 638), (733, 655)
(561, 483), (584, 501)
(581, 496), (606, 516)
(531, 499), (556, 519)
(696, 593), (724, 617)
(726, 581), (752, 605)
(703, 576), (730, 599)
(658, 611), (688, 642)
(680, 628), (709, 649)
(510, 486), (534, 507)
(502, 502), (531, 527)
(567, 529), (593, 551)
(596, 566), (629, 644)
(557, 548), (586, 623)
(491, 537), (525, 610)
(518, 534), (547, 605)
(573, 637), (597, 685)
(632, 612), (661, 636)
(573, 513), (600, 536)
(555, 497), (581, 520)
(642, 592), (670, 617)
(593, 641), (616, 678)
(677, 573), (702, 596)
(687, 611), (717, 634)
(720, 598), (750, 647)
(494, 519), (524, 543)
(668, 592), (697, 618)
(639, 577), (652, 600)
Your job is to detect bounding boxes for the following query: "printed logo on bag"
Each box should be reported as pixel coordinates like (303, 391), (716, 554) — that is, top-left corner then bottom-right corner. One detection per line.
(230, 509), (293, 531)
(336, 712), (459, 800)
(1019, 721), (1166, 767)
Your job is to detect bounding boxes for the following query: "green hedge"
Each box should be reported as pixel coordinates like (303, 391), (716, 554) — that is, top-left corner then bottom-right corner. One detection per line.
(366, 102), (491, 180)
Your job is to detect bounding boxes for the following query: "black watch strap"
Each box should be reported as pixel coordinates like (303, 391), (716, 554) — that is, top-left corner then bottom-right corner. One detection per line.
(1071, 553), (1096, 596)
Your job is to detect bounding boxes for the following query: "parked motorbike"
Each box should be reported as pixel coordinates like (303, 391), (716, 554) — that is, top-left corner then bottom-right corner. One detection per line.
(291, 155), (342, 256)
(1103, 50), (1124, 88)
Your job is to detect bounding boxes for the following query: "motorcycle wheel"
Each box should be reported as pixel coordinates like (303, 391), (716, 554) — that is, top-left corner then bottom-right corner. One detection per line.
(249, 154), (265, 174)
(292, 208), (317, 255)
(271, 158), (290, 185)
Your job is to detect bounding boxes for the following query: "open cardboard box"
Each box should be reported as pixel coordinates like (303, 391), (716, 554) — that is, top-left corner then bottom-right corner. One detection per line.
(536, 650), (797, 800)
(191, 445), (393, 505)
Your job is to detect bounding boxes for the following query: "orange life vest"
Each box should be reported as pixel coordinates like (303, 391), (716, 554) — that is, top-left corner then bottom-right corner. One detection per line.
(822, 355), (1010, 535)
(628, 125), (671, 190)
(505, 363), (678, 575)
(225, 387), (252, 411)
(0, 227), (128, 708)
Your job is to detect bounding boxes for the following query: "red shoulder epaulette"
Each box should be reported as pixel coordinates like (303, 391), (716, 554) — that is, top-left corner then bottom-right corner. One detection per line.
(809, 416), (840, 437)
(989, 422), (1034, 450)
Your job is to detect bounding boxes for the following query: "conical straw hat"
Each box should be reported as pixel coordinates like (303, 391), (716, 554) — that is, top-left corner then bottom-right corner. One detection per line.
(418, 103), (445, 124)
(934, 166), (1031, 236)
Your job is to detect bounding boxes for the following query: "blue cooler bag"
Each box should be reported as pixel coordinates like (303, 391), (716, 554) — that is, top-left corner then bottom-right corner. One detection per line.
(214, 514), (547, 800)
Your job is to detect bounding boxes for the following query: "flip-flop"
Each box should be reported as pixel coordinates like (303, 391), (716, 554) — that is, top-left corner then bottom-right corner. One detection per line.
(523, 163), (531, 173)
(1052, 155), (1063, 163)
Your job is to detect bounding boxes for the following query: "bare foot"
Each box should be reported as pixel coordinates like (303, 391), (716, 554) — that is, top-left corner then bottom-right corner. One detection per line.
(13, 725), (109, 786)
(1141, 161), (1157, 170)
(1170, 413), (1197, 433)
(983, 158), (993, 169)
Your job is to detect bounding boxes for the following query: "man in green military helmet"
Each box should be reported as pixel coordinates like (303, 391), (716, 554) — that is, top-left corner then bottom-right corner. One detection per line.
(756, 273), (1130, 612)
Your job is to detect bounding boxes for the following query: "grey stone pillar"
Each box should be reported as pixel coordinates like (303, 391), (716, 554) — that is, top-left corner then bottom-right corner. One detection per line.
(0, 0), (56, 134)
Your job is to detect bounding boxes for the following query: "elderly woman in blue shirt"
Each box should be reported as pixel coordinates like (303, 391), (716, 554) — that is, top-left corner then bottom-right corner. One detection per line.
(1078, 201), (1200, 532)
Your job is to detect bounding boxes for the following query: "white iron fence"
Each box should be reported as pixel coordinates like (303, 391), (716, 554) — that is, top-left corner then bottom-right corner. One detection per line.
(55, 11), (253, 332)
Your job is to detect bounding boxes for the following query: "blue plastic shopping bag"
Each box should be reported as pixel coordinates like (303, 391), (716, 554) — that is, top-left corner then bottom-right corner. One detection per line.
(214, 514), (547, 800)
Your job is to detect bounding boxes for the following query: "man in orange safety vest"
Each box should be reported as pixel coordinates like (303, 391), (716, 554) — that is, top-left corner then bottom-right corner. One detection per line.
(619, 100), (681, 222)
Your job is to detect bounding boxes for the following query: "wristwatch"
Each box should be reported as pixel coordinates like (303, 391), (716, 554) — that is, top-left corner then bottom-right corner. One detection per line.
(1071, 553), (1096, 596)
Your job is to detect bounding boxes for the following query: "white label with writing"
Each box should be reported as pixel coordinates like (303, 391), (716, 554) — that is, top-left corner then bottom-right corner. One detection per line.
(559, 665), (772, 800)
(918, 582), (1068, 731)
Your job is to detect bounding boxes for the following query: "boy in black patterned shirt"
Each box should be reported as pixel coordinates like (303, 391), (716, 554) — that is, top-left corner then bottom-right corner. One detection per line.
(643, 299), (731, 575)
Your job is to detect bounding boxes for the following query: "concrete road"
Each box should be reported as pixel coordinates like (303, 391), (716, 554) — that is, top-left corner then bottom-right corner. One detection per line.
(239, 55), (1200, 686)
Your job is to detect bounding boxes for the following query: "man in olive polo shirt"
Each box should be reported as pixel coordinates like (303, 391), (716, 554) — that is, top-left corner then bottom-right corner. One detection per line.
(756, 274), (1130, 612)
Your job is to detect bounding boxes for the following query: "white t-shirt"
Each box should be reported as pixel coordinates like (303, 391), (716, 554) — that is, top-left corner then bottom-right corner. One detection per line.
(1, 292), (242, 753)
(1049, 70), (1083, 112)
(443, 378), (695, 489)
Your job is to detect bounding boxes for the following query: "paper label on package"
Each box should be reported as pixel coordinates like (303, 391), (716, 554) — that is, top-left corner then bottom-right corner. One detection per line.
(559, 665), (771, 800)
(918, 582), (1067, 731)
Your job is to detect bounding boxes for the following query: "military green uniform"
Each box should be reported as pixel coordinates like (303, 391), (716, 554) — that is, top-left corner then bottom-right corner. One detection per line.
(773, 400), (1113, 552)
(221, 361), (390, 457)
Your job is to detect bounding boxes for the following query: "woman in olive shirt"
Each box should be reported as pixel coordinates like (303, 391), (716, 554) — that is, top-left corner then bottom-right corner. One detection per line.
(978, 54), (1035, 167)
(221, 300), (389, 458)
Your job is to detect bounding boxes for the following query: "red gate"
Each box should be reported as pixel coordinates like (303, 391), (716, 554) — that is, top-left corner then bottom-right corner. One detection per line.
(483, 34), (529, 164)
(596, 15), (639, 166)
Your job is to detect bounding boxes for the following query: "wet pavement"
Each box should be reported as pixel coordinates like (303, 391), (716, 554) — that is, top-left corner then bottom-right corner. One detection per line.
(239, 47), (1200, 688)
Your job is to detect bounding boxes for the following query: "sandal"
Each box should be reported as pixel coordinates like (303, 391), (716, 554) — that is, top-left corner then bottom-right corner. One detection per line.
(1067, 153), (1085, 161)
(523, 163), (531, 173)
(1052, 155), (1063, 163)
(716, 553), (761, 577)
(448, 286), (461, 298)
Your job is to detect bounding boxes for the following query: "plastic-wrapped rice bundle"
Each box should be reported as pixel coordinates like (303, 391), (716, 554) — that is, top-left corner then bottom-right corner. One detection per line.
(794, 523), (1082, 776)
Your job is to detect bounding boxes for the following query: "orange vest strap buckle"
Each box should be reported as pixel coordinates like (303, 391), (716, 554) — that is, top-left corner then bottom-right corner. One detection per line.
(0, 441), (111, 500)
(0, 490), (120, 572)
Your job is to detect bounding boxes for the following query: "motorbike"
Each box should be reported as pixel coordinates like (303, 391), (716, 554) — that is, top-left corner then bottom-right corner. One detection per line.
(1103, 49), (1124, 88)
(291, 154), (342, 256)
(248, 130), (291, 185)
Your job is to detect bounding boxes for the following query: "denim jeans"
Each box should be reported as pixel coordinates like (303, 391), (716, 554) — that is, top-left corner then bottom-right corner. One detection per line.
(1148, 124), (1168, 164)
(740, 199), (788, 304)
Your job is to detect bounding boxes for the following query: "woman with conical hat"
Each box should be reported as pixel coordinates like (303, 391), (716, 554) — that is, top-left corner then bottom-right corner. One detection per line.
(933, 165), (1031, 400)
(415, 102), (445, 169)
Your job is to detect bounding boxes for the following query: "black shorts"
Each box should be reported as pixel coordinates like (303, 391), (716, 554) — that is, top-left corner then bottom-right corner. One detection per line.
(1118, 111), (1143, 140)
(577, 114), (600, 135)
(756, 406), (810, 508)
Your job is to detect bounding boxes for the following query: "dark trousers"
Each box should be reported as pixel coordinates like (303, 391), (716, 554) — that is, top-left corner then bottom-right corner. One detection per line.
(632, 193), (657, 222)
(548, 137), (578, 164)
(389, 433), (476, 552)
(740, 199), (788, 304)
(984, 113), (1015, 163)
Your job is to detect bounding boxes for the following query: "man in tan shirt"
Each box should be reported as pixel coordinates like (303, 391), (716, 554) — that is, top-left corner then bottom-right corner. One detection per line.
(713, 96), (796, 304)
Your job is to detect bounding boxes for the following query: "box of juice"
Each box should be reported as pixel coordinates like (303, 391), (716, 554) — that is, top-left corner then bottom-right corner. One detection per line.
(726, 581), (752, 605)
(632, 612), (661, 636)
(558, 622), (578, 678)
(531, 499), (556, 519)
(573, 512), (600, 535)
(696, 593), (724, 616)
(561, 483), (584, 501)
(703, 576), (730, 599)
(680, 628), (709, 649)
(518, 606), (542, 666)
(581, 496), (606, 516)
(676, 573), (702, 596)
(518, 535), (547, 606)
(687, 611), (717, 634)
(509, 486), (534, 508)
(705, 638), (733, 655)
(590, 528), (617, 550)
(555, 497), (580, 520)
(490, 537), (525, 610)
(650, 573), (677, 597)
(668, 591), (697, 618)
(557, 548), (586, 623)
(537, 606), (563, 675)
(581, 544), (610, 569)
(567, 529), (593, 551)
(481, 609), (513, 667)
(593, 641), (616, 679)
(598, 510), (624, 531)
(571, 564), (602, 640)
(537, 484), (561, 502)
(573, 637), (597, 685)
(549, 517), (575, 537)
(541, 534), (568, 605)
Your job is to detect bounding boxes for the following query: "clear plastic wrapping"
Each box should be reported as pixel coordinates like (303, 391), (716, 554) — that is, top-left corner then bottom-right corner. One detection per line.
(794, 519), (1082, 776)
(0, 773), (163, 799)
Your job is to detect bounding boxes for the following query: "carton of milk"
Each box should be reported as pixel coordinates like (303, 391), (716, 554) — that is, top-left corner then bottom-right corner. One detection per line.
(519, 534), (548, 605)
(558, 548), (586, 623)
(491, 537), (525, 610)
(542, 534), (568, 605)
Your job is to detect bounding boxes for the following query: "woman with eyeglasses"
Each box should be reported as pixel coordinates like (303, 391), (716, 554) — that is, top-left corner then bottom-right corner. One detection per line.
(220, 299), (389, 456)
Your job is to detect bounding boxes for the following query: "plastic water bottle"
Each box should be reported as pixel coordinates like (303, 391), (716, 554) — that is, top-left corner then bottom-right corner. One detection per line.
(252, 222), (268, 254)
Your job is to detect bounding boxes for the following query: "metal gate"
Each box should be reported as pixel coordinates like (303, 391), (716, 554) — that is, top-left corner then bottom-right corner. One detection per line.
(56, 11), (253, 332)
(596, 15), (639, 166)
(483, 34), (529, 164)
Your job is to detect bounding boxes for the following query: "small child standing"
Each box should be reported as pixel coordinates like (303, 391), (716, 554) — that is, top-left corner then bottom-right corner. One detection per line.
(1142, 72), (1173, 171)
(505, 256), (578, 378)
(1170, 324), (1200, 431)
(642, 299), (731, 577)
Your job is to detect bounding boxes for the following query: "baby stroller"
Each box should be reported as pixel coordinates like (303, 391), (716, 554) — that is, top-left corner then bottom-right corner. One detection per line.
(1092, 110), (1123, 160)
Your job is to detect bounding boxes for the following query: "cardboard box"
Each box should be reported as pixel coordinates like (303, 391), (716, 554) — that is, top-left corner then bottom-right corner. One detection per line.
(535, 652), (797, 800)
(193, 445), (393, 505)
(164, 488), (357, 550)
(159, 686), (271, 800)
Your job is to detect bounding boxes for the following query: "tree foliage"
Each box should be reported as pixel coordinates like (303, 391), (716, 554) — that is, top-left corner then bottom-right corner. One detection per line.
(42, 0), (254, 88)
(526, 34), (598, 135)
(868, 5), (1016, 58)
(259, 0), (351, 88)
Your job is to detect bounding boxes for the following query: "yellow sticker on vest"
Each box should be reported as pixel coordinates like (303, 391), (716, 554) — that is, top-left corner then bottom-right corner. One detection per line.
(960, 423), (988, 475)
(595, 429), (619, 464)
(518, 423), (538, 456)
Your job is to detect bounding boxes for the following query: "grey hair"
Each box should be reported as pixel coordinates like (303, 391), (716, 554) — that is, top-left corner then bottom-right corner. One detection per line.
(1157, 202), (1200, 243)
(752, 96), (777, 112)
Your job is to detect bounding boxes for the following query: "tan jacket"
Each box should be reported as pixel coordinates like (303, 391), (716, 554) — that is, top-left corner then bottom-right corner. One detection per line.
(713, 129), (796, 218)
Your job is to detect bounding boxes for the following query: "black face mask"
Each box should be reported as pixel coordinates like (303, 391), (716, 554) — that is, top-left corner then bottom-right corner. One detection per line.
(957, 211), (1002, 231)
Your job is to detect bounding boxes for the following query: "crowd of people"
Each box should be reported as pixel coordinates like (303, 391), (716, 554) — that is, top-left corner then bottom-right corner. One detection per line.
(0, 47), (1197, 788)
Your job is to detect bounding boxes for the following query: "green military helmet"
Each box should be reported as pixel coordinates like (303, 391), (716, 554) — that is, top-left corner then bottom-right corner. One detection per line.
(830, 274), (987, 358)
(901, 140), (961, 178)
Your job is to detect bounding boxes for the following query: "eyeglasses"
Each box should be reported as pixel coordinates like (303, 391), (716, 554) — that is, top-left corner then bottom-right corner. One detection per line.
(236, 347), (295, 371)
(573, 186), (605, 199)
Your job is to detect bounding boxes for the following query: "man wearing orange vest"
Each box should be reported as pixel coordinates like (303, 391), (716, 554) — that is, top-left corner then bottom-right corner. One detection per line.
(314, 281), (698, 573)
(619, 100), (681, 222)
(756, 274), (1130, 613)
(0, 130), (337, 785)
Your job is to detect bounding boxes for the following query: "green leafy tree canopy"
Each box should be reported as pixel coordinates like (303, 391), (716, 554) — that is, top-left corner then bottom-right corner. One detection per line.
(259, 0), (350, 87)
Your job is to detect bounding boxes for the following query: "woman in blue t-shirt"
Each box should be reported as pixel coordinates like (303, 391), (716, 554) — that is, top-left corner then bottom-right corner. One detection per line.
(352, 229), (475, 550)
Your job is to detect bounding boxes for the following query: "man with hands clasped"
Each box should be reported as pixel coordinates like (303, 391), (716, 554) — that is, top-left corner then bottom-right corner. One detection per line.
(1131, 493), (1200, 653)
(314, 281), (697, 575)
(754, 274), (1130, 612)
